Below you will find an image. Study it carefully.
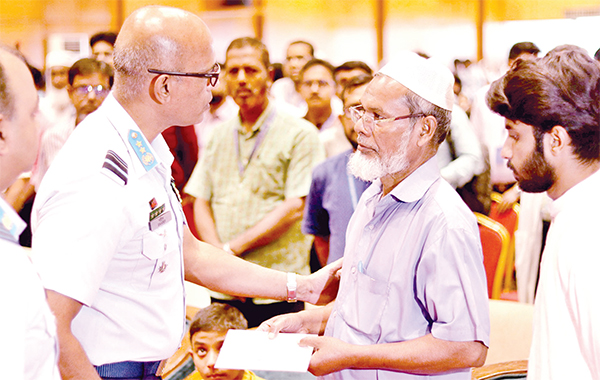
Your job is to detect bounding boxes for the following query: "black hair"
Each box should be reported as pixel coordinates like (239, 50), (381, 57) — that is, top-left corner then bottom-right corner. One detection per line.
(90, 32), (118, 48)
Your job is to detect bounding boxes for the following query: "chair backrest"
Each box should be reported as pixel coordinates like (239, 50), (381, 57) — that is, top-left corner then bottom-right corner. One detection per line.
(471, 360), (528, 379)
(475, 213), (511, 299)
(489, 192), (520, 237)
(488, 192), (520, 297)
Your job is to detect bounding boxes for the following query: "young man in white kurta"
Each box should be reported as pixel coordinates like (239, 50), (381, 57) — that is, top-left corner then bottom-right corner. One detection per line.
(485, 44), (600, 380)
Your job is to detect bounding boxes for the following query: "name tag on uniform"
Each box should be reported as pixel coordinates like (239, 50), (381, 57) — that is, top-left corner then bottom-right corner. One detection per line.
(149, 204), (172, 231)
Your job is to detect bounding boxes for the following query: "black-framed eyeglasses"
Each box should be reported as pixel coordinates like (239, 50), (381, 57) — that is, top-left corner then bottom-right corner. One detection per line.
(348, 105), (425, 126)
(147, 63), (221, 87)
(73, 84), (110, 97)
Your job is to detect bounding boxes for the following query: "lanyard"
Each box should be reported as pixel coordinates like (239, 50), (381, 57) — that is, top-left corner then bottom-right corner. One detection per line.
(234, 109), (275, 177)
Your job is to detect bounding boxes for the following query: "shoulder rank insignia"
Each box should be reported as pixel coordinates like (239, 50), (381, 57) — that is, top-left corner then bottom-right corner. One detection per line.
(102, 150), (128, 185)
(0, 204), (24, 243)
(128, 130), (157, 172)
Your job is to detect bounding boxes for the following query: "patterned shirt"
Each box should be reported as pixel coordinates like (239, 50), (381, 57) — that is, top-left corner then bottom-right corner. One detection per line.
(185, 102), (325, 303)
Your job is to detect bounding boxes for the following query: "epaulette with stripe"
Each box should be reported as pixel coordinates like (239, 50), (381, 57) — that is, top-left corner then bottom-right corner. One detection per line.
(0, 224), (16, 243)
(101, 150), (128, 185)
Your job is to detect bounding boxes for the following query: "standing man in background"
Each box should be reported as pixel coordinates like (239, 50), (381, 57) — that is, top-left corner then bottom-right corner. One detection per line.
(185, 37), (325, 328)
(303, 74), (372, 267)
(299, 58), (350, 157)
(271, 40), (314, 116)
(33, 58), (113, 187)
(333, 61), (372, 99)
(300, 59), (338, 131)
(90, 31), (117, 68)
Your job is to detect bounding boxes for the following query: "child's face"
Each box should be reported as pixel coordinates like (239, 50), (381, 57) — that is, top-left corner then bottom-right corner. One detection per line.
(190, 331), (245, 380)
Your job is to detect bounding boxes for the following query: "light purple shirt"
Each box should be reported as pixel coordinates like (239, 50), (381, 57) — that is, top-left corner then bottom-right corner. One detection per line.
(324, 158), (490, 379)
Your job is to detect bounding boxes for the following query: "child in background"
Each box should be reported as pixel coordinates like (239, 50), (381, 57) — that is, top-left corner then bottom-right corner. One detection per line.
(188, 303), (266, 380)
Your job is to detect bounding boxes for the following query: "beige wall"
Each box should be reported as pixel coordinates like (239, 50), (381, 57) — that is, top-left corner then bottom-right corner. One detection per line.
(1, 0), (598, 68)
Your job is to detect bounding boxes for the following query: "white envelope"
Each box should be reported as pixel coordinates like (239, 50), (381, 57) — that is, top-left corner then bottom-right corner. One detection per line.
(215, 330), (314, 372)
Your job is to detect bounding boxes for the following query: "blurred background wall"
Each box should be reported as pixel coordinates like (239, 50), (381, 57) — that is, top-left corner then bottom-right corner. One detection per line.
(2, 0), (600, 78)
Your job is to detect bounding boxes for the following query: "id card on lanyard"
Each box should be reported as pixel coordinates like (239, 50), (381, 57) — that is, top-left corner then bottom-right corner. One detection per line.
(234, 109), (276, 177)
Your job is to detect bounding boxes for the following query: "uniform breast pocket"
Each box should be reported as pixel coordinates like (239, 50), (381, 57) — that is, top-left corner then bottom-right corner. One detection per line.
(130, 227), (179, 291)
(339, 270), (389, 343)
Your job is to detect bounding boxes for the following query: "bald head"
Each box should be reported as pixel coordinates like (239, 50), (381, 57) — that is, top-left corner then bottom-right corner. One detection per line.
(0, 46), (40, 190)
(113, 6), (214, 100)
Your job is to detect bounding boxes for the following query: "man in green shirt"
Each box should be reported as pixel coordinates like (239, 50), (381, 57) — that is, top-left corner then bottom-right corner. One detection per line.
(185, 37), (325, 327)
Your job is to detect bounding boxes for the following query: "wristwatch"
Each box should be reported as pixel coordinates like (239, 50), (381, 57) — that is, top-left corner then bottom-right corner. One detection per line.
(286, 272), (297, 303)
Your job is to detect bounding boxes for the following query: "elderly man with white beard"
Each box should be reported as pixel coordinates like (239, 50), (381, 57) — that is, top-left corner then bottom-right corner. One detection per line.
(260, 51), (490, 380)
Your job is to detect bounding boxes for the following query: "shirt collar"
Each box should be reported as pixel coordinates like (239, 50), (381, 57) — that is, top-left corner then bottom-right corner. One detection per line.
(549, 168), (600, 220)
(101, 94), (174, 175)
(388, 157), (440, 203)
(236, 102), (274, 136)
(363, 157), (441, 205)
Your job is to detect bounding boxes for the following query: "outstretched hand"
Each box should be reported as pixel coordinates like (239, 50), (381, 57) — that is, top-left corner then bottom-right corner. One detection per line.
(257, 312), (309, 338)
(303, 258), (343, 305)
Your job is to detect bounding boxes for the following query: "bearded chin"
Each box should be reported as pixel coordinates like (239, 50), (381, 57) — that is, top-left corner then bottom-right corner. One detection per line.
(348, 150), (409, 182)
(348, 151), (386, 182)
(515, 150), (556, 193)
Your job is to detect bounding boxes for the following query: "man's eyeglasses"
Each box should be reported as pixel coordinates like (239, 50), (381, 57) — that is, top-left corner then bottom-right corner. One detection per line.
(348, 105), (425, 126)
(147, 63), (221, 87)
(73, 85), (110, 97)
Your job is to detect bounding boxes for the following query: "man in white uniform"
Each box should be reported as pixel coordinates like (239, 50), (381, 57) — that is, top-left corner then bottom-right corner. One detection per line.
(486, 44), (600, 380)
(0, 45), (60, 380)
(31, 7), (341, 380)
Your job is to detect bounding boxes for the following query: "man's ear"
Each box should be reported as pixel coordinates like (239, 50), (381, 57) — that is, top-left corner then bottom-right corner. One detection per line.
(416, 115), (437, 147)
(545, 125), (571, 156)
(67, 84), (75, 102)
(149, 74), (171, 104)
(266, 66), (275, 89)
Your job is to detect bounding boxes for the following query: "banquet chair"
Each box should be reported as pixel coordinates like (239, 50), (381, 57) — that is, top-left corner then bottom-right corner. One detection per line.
(471, 360), (528, 379)
(475, 213), (511, 299)
(488, 192), (520, 297)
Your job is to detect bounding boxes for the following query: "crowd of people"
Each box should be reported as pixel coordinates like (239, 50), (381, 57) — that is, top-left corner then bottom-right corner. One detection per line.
(1, 4), (599, 380)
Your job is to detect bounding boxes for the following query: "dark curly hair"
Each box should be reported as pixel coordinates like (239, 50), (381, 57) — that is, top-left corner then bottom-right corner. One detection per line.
(486, 44), (600, 162)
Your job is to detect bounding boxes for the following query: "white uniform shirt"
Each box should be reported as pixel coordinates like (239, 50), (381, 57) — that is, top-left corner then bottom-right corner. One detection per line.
(32, 94), (186, 366)
(528, 169), (600, 380)
(0, 198), (60, 380)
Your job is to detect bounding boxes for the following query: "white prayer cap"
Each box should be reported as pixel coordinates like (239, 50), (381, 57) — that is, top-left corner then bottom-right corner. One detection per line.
(378, 51), (454, 111)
